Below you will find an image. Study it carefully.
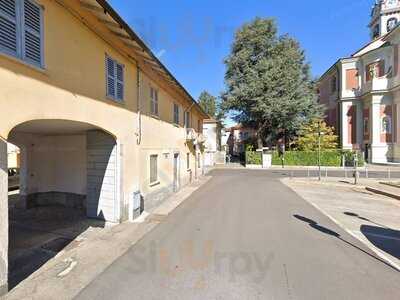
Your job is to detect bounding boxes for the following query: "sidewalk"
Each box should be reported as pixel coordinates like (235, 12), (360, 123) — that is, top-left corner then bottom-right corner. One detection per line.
(283, 177), (400, 271)
(4, 176), (211, 300)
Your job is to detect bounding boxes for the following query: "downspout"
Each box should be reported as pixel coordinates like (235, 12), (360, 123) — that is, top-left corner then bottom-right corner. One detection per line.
(335, 63), (342, 149)
(136, 65), (142, 145)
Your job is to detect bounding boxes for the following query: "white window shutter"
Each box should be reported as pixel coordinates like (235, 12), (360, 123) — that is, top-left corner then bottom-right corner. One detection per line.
(116, 63), (124, 100)
(22, 0), (42, 66)
(0, 0), (18, 56)
(106, 56), (115, 98)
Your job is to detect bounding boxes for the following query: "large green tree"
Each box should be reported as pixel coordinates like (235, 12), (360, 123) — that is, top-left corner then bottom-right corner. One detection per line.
(222, 18), (321, 147)
(198, 91), (217, 118)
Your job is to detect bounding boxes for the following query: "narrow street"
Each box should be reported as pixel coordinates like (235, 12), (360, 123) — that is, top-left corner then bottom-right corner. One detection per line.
(76, 169), (400, 300)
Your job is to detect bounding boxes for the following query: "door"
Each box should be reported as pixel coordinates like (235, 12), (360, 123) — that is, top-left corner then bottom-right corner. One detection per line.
(173, 153), (179, 192)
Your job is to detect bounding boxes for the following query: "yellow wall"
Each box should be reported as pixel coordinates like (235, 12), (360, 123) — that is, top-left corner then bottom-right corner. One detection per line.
(0, 0), (205, 219)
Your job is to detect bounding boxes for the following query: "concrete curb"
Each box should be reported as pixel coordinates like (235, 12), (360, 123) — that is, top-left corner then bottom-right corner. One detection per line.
(4, 176), (212, 300)
(281, 178), (400, 273)
(365, 186), (400, 201)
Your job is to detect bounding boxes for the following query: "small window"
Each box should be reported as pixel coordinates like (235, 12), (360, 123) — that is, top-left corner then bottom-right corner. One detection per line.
(185, 111), (191, 128)
(373, 24), (380, 39)
(387, 18), (398, 32)
(364, 118), (369, 135)
(330, 76), (337, 94)
(0, 0), (44, 67)
(150, 155), (158, 184)
(198, 119), (201, 132)
(382, 116), (392, 134)
(197, 153), (201, 168)
(106, 56), (124, 101)
(186, 153), (190, 170)
(173, 103), (180, 125)
(150, 87), (159, 116)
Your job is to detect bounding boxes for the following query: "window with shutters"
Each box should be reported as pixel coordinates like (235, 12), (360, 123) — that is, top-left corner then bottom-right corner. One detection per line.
(149, 154), (158, 185)
(0, 0), (43, 67)
(150, 87), (159, 116)
(106, 55), (124, 101)
(173, 103), (180, 125)
(185, 111), (190, 128)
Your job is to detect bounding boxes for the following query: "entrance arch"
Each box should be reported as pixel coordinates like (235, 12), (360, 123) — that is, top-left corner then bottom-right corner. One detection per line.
(1, 119), (122, 291)
(7, 119), (121, 222)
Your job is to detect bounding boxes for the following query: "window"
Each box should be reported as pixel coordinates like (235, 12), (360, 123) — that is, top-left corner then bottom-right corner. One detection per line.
(185, 111), (191, 128)
(197, 153), (200, 168)
(150, 155), (158, 184)
(173, 103), (180, 125)
(150, 87), (159, 116)
(106, 56), (124, 101)
(243, 132), (249, 140)
(372, 24), (380, 39)
(387, 18), (398, 32)
(364, 118), (369, 135)
(0, 0), (43, 67)
(382, 116), (392, 134)
(186, 153), (190, 170)
(330, 76), (337, 94)
(198, 119), (201, 132)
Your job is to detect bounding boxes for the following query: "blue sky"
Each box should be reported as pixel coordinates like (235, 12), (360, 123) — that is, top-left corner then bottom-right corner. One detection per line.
(109, 0), (373, 122)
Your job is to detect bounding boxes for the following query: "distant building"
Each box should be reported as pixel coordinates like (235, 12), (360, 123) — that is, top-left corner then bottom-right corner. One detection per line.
(227, 125), (257, 156)
(203, 119), (225, 166)
(318, 0), (400, 163)
(7, 143), (20, 169)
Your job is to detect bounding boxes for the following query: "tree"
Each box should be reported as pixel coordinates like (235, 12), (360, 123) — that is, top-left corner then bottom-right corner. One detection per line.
(221, 18), (322, 148)
(198, 91), (217, 118)
(297, 119), (338, 151)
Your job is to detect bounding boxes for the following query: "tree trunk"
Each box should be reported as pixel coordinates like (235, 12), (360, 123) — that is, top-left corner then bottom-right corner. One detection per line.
(257, 131), (264, 149)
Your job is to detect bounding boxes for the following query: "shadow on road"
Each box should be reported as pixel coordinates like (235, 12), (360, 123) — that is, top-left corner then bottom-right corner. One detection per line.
(343, 212), (400, 260)
(360, 225), (400, 260)
(293, 214), (399, 273)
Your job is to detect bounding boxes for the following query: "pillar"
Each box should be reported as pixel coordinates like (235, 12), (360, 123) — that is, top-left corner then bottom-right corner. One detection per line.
(0, 138), (8, 296)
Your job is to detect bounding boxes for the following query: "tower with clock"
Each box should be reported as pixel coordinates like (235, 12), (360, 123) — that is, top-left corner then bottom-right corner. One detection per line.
(370, 0), (400, 39)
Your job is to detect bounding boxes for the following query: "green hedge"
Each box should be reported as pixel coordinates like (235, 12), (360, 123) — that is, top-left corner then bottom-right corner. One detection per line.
(246, 151), (262, 165)
(271, 150), (364, 167)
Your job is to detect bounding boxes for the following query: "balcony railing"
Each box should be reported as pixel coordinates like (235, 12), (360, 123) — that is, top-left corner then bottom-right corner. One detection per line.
(185, 128), (197, 141)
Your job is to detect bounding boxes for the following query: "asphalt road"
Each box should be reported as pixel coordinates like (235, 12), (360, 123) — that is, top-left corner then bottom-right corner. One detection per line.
(76, 169), (400, 300)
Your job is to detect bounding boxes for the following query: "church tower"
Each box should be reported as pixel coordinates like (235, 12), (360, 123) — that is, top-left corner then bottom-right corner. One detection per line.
(370, 0), (400, 39)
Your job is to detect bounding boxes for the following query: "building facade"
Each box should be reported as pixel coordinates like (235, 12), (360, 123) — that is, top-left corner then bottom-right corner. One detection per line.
(318, 0), (400, 163)
(203, 119), (224, 166)
(0, 0), (208, 294)
(226, 125), (257, 157)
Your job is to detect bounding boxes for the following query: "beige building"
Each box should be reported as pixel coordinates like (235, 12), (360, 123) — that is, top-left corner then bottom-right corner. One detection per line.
(0, 0), (207, 294)
(203, 119), (225, 166)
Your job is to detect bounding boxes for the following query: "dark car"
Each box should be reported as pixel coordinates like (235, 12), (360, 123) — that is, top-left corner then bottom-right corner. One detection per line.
(8, 168), (20, 191)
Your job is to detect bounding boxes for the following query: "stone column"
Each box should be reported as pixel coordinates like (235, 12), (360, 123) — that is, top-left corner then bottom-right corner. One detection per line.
(0, 138), (8, 296)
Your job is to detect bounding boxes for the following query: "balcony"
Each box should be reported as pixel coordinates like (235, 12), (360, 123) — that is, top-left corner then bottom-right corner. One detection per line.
(185, 128), (197, 141)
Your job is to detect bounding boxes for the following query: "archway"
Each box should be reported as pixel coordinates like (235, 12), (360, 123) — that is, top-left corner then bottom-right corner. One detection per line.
(4, 119), (121, 290)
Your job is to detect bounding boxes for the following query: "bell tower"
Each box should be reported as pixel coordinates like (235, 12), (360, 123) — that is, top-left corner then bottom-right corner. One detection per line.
(369, 0), (400, 39)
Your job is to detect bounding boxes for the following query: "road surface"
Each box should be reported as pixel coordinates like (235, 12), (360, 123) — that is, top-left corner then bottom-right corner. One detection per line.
(76, 169), (400, 300)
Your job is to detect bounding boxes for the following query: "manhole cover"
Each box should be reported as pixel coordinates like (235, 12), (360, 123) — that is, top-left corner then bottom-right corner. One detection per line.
(41, 238), (73, 253)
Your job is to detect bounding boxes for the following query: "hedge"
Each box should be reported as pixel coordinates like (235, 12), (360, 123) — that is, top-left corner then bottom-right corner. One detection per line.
(271, 150), (364, 167)
(246, 151), (262, 165)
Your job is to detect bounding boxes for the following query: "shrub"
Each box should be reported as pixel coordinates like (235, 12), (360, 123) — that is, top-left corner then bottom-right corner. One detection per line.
(246, 151), (262, 165)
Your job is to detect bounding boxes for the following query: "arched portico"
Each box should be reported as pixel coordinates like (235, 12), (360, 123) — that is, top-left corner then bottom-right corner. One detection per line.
(0, 118), (126, 293)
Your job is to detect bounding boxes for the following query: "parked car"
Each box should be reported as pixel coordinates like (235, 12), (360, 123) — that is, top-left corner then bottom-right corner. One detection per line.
(8, 168), (20, 191)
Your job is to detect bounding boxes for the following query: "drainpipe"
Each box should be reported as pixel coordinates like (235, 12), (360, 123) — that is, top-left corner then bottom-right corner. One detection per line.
(335, 63), (342, 149)
(136, 65), (142, 145)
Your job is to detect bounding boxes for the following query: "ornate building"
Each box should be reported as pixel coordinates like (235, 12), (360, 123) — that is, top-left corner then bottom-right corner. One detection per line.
(318, 0), (400, 163)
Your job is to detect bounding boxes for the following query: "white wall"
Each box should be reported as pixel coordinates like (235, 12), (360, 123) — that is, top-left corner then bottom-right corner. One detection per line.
(27, 135), (87, 195)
